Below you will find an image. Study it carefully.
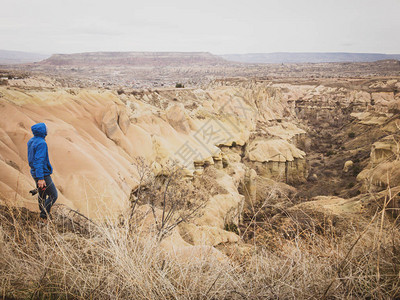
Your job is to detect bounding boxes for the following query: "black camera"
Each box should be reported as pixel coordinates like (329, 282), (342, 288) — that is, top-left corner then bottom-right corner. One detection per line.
(29, 188), (38, 196)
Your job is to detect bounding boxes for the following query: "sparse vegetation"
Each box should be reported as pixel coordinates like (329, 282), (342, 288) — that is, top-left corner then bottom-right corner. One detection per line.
(348, 132), (356, 138)
(129, 158), (209, 241)
(1, 197), (400, 299)
(175, 83), (184, 88)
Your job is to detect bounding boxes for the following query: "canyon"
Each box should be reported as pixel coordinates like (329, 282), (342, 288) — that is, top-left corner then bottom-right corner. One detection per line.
(2, 51), (400, 297)
(1, 71), (400, 250)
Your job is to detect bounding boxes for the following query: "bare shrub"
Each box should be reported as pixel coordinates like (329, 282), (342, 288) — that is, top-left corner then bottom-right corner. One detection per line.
(129, 158), (208, 240)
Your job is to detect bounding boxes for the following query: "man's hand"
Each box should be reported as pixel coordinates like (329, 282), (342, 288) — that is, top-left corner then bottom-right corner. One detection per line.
(38, 179), (46, 189)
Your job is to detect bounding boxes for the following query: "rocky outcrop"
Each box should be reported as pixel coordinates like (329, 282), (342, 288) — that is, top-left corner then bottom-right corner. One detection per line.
(370, 136), (399, 166)
(245, 139), (307, 184)
(271, 195), (365, 235)
(343, 160), (354, 173)
(357, 135), (400, 191)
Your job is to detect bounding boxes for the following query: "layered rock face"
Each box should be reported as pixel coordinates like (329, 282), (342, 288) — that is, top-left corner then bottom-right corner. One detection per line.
(357, 134), (400, 191)
(245, 139), (307, 184)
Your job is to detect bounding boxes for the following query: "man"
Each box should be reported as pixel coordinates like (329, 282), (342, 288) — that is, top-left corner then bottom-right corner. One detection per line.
(27, 122), (58, 221)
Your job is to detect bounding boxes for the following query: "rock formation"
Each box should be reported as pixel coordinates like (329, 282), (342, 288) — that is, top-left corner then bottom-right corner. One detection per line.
(1, 75), (400, 250)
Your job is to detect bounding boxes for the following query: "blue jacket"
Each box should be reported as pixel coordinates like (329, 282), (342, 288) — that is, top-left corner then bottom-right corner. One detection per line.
(27, 123), (53, 180)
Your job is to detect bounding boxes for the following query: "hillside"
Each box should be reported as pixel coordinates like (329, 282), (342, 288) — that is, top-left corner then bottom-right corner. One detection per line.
(0, 49), (50, 65)
(221, 52), (400, 63)
(41, 51), (227, 67)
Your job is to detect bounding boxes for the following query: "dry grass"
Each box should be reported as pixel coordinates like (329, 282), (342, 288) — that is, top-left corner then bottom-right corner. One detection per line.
(1, 202), (400, 299)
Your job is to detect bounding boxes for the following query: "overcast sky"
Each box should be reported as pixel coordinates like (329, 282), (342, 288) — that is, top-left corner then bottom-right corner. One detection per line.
(1, 0), (399, 55)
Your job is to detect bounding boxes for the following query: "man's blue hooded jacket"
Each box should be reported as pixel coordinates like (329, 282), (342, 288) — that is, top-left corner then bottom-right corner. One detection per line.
(27, 123), (53, 180)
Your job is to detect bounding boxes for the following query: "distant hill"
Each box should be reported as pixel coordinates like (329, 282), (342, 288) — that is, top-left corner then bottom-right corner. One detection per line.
(0, 50), (50, 65)
(40, 52), (227, 67)
(221, 52), (400, 64)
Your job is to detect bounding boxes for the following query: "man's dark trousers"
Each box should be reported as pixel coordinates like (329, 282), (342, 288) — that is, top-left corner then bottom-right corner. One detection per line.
(36, 175), (58, 219)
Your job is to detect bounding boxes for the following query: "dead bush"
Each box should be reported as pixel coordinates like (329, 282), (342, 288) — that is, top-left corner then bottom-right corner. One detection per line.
(129, 158), (208, 240)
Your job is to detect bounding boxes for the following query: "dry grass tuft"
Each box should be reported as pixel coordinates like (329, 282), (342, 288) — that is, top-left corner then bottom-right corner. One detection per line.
(1, 201), (400, 299)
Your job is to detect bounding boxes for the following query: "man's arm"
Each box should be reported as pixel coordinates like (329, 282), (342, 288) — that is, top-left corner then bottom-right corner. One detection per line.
(32, 142), (47, 188)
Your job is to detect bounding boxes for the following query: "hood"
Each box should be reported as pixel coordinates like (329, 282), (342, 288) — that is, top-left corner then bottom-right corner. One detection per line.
(31, 123), (47, 138)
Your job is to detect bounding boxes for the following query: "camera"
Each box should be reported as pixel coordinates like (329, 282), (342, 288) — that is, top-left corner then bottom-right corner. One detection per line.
(29, 188), (38, 196)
